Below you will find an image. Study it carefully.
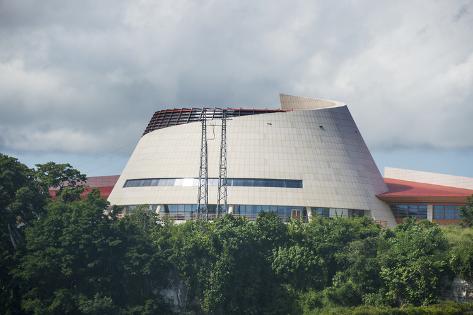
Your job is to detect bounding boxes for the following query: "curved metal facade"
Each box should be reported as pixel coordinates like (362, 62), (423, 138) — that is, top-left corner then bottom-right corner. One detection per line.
(108, 95), (396, 226)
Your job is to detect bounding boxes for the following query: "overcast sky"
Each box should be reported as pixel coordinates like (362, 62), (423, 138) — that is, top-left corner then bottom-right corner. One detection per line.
(1, 0), (472, 177)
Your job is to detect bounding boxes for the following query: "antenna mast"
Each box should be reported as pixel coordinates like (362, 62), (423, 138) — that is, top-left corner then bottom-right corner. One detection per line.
(217, 110), (228, 216)
(197, 109), (208, 219)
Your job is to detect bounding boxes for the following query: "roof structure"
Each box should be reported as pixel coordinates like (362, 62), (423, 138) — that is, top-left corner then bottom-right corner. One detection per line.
(142, 94), (349, 135)
(384, 167), (473, 190)
(85, 175), (120, 187)
(279, 94), (345, 110)
(378, 178), (473, 203)
(48, 175), (120, 200)
(71, 175), (473, 205)
(143, 108), (286, 135)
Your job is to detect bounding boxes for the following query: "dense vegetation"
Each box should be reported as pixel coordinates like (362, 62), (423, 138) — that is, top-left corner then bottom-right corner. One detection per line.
(2, 153), (473, 315)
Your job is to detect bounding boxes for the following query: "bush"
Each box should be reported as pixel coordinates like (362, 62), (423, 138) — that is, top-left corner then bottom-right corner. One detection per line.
(376, 219), (452, 306)
(308, 302), (473, 315)
(444, 225), (473, 282)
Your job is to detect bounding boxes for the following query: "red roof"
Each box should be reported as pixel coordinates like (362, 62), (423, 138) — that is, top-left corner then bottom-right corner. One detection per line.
(49, 175), (119, 200)
(85, 175), (119, 188)
(379, 178), (473, 203)
(47, 174), (473, 205)
(84, 176), (119, 199)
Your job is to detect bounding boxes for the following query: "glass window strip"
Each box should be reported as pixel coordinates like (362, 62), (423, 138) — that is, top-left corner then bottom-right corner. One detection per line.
(123, 178), (303, 188)
(390, 204), (427, 219)
(433, 204), (461, 220)
(124, 203), (368, 221)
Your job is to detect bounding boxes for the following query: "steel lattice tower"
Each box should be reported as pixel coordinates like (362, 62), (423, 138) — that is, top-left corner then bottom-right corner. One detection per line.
(217, 110), (228, 216)
(197, 109), (208, 219)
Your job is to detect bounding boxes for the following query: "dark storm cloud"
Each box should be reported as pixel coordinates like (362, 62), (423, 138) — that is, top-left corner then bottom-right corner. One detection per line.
(0, 0), (472, 155)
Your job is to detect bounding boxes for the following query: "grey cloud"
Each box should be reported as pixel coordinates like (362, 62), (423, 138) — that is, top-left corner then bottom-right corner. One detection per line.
(454, 3), (471, 21)
(0, 0), (472, 155)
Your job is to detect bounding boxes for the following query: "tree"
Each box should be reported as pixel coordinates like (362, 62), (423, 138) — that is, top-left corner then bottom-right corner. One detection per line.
(0, 153), (46, 314)
(460, 195), (473, 227)
(444, 225), (473, 282)
(16, 191), (172, 314)
(166, 219), (215, 313)
(113, 206), (172, 314)
(0, 154), (47, 249)
(199, 213), (292, 314)
(203, 214), (293, 315)
(323, 235), (383, 307)
(3, 152), (467, 313)
(159, 213), (294, 314)
(376, 219), (452, 306)
(35, 162), (87, 202)
(272, 216), (381, 292)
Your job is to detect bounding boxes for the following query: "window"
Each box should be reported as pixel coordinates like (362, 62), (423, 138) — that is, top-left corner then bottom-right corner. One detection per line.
(312, 207), (330, 217)
(231, 179), (247, 187)
(160, 204), (198, 220)
(390, 204), (427, 219)
(208, 178), (219, 186)
(255, 179), (266, 187)
(270, 179), (284, 187)
(433, 205), (461, 220)
(121, 204), (365, 223)
(124, 177), (303, 189)
(291, 209), (301, 219)
(233, 204), (305, 221)
(285, 180), (302, 188)
(349, 209), (366, 217)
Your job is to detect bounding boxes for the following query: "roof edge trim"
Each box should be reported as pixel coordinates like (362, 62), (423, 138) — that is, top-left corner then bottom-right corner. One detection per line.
(279, 93), (346, 110)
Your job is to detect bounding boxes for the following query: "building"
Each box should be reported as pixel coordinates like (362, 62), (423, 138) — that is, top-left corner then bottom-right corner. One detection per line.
(91, 94), (473, 227)
(379, 168), (473, 225)
(107, 94), (397, 225)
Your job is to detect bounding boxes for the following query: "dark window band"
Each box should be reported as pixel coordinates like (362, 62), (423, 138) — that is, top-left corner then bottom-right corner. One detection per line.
(122, 204), (370, 222)
(390, 204), (427, 219)
(433, 205), (461, 220)
(123, 178), (303, 188)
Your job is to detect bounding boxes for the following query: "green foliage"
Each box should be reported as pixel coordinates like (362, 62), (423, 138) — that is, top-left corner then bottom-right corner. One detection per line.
(444, 225), (473, 282)
(4, 154), (473, 314)
(376, 219), (452, 306)
(0, 154), (47, 314)
(35, 161), (87, 202)
(34, 161), (86, 190)
(0, 154), (47, 249)
(460, 195), (473, 227)
(307, 302), (473, 315)
(16, 191), (171, 314)
(296, 289), (325, 313)
(273, 216), (381, 293)
(206, 214), (292, 315)
(328, 236), (382, 306)
(166, 213), (294, 314)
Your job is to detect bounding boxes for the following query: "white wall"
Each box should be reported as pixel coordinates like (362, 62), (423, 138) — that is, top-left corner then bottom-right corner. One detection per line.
(108, 101), (396, 226)
(384, 167), (473, 190)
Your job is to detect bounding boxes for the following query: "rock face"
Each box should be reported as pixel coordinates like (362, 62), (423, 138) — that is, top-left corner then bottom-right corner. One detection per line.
(450, 277), (473, 302)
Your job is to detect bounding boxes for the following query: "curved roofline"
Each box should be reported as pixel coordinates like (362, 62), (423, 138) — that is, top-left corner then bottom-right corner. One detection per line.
(142, 94), (348, 135)
(142, 107), (286, 135)
(279, 93), (346, 110)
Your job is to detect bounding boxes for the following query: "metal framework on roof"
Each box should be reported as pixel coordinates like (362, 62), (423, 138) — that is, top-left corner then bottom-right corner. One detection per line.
(197, 110), (209, 219)
(217, 110), (228, 216)
(143, 107), (286, 135)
